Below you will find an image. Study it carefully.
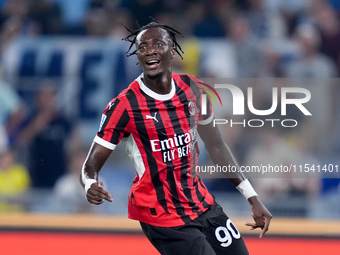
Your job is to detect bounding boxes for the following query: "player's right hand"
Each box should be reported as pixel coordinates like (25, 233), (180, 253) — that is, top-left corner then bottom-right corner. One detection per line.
(86, 181), (113, 205)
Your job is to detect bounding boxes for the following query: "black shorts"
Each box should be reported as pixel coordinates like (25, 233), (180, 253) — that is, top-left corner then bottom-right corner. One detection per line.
(140, 202), (249, 255)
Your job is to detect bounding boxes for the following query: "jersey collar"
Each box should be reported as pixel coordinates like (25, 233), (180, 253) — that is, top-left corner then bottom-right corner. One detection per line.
(136, 73), (176, 101)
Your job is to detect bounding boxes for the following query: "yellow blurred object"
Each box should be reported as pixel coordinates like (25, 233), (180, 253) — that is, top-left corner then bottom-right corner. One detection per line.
(0, 164), (30, 195)
(0, 150), (30, 212)
(182, 37), (201, 76)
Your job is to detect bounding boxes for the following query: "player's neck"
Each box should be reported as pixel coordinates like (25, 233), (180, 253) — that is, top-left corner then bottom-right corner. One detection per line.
(142, 72), (172, 95)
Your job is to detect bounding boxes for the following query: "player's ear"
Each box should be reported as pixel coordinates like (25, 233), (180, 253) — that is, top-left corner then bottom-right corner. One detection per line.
(170, 48), (175, 59)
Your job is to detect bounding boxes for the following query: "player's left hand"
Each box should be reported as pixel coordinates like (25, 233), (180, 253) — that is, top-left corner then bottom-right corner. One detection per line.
(86, 181), (113, 205)
(245, 196), (272, 238)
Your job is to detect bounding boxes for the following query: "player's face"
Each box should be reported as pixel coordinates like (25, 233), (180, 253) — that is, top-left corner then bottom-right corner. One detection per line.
(135, 27), (175, 78)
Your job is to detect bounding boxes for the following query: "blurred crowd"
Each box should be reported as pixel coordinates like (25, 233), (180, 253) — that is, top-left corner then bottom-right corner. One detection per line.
(0, 0), (340, 218)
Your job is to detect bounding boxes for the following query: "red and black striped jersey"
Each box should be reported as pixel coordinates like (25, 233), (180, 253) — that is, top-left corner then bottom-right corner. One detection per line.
(94, 73), (215, 227)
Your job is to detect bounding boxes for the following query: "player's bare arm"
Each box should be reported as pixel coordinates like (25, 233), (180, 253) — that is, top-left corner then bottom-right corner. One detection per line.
(198, 121), (245, 184)
(80, 142), (113, 204)
(198, 121), (272, 238)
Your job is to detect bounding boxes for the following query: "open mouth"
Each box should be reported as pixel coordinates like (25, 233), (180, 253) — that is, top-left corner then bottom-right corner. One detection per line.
(146, 59), (160, 69)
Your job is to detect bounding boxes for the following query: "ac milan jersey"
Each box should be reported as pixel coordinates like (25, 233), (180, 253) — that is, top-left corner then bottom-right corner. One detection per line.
(94, 73), (215, 227)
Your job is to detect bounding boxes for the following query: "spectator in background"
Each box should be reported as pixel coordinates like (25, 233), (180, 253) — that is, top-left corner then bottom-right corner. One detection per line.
(83, 7), (108, 37)
(266, 0), (309, 38)
(26, 0), (62, 35)
(0, 149), (31, 212)
(0, 0), (28, 27)
(15, 81), (73, 189)
(244, 126), (319, 217)
(310, 1), (340, 75)
(0, 0), (30, 53)
(245, 126), (310, 203)
(226, 13), (261, 78)
(107, 8), (134, 40)
(0, 16), (22, 54)
(60, 0), (122, 37)
(244, 0), (280, 40)
(188, 1), (225, 38)
(0, 0), (59, 37)
(285, 24), (337, 78)
(284, 24), (337, 154)
(53, 145), (96, 213)
(0, 65), (26, 149)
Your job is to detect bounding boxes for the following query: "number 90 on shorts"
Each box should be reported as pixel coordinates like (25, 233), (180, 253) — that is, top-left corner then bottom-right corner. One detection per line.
(215, 219), (241, 247)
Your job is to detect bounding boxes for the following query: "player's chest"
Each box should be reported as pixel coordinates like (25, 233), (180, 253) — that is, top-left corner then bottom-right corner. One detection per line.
(128, 97), (199, 137)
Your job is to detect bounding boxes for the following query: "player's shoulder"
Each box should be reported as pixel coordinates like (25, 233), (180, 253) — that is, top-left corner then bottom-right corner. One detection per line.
(172, 73), (205, 88)
(172, 73), (194, 82)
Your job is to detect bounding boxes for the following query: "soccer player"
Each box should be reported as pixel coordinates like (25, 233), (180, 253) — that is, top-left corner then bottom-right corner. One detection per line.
(80, 21), (272, 255)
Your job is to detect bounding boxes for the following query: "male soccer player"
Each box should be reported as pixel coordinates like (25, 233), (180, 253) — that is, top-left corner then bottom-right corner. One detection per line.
(80, 21), (272, 255)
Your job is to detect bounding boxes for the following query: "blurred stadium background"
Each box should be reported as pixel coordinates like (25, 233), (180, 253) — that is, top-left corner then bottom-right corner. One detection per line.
(0, 0), (340, 254)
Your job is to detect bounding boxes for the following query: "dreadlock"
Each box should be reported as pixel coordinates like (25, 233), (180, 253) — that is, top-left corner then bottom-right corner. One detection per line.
(122, 21), (184, 59)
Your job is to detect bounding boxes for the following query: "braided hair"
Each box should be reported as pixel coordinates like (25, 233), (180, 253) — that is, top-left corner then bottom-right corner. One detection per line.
(122, 21), (184, 59)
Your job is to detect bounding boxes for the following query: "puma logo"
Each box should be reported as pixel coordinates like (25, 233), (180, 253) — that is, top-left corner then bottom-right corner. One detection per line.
(146, 112), (159, 122)
(108, 100), (115, 110)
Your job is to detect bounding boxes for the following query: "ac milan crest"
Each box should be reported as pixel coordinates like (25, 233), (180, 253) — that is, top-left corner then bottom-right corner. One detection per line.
(188, 101), (196, 116)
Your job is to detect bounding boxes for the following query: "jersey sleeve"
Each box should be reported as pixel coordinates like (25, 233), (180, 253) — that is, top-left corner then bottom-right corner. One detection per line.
(189, 76), (214, 125)
(94, 97), (130, 150)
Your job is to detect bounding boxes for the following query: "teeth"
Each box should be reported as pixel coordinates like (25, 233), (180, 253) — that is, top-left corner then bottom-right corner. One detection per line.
(147, 60), (159, 64)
